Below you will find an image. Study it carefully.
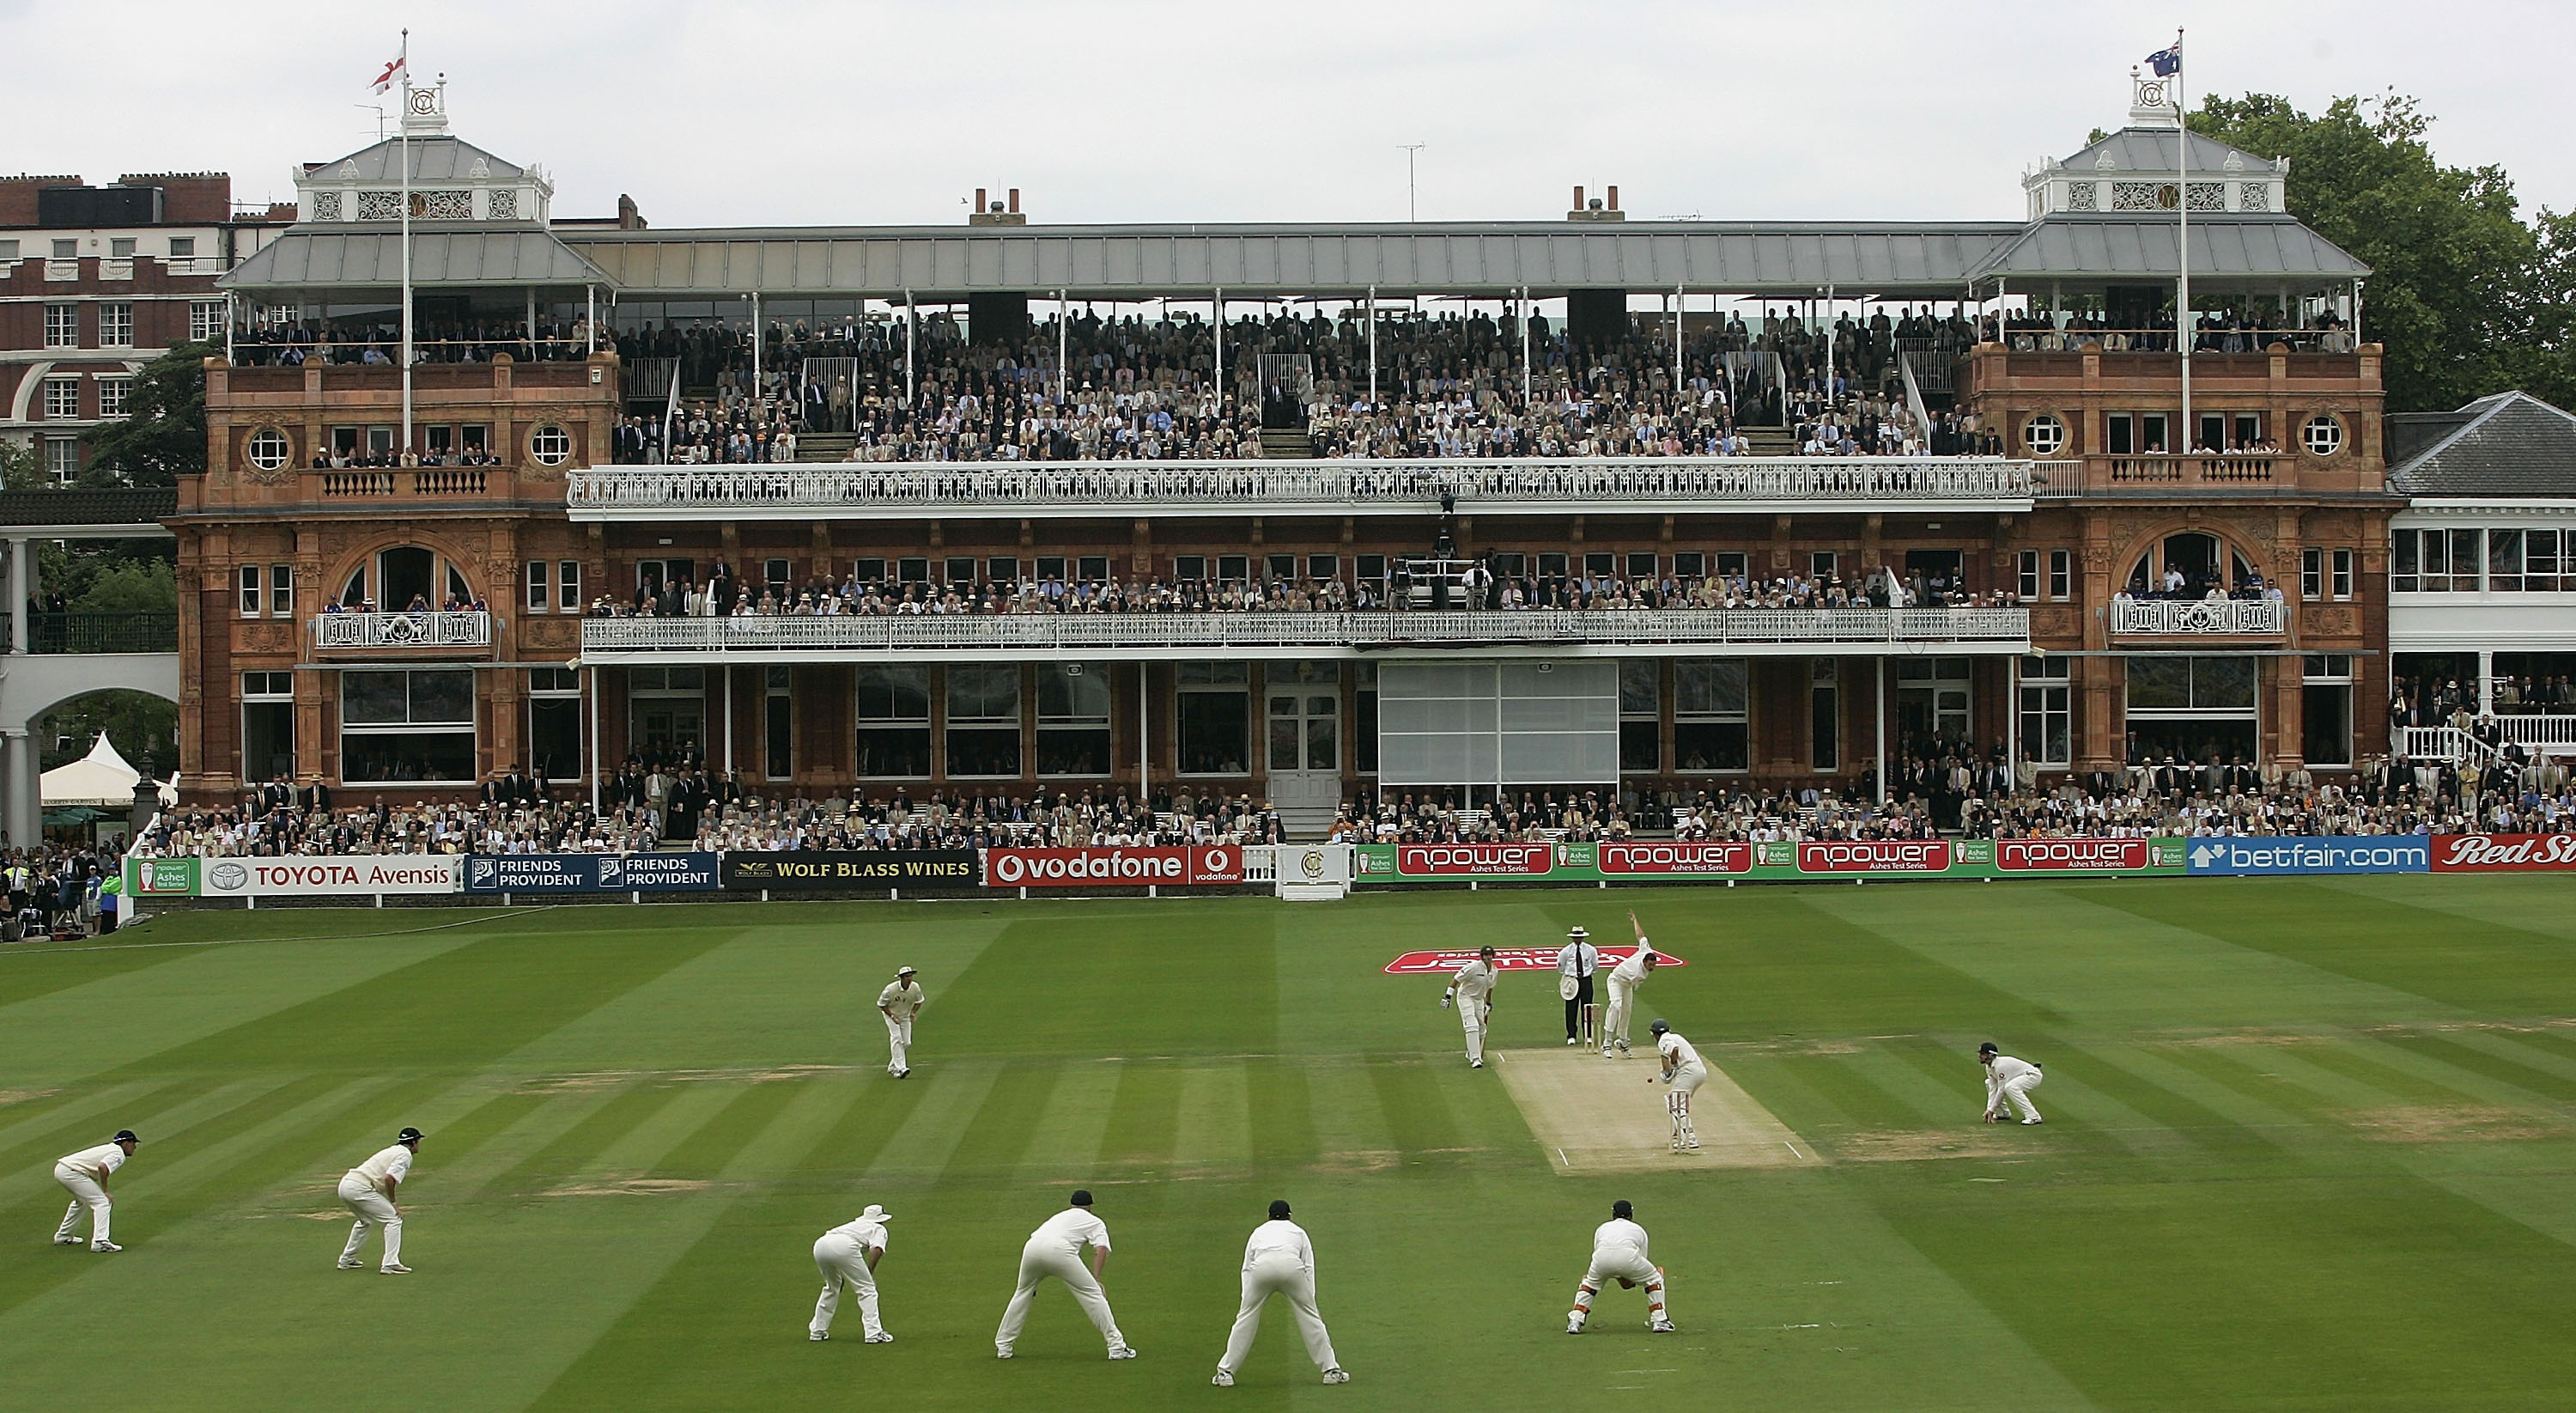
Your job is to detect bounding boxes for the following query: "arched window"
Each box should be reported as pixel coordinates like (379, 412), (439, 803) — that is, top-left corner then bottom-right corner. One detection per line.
(2127, 532), (2263, 598)
(335, 545), (478, 612)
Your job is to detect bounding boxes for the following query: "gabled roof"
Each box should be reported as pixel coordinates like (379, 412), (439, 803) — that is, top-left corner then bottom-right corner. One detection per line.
(2390, 392), (2576, 497)
(222, 228), (612, 290)
(1966, 214), (2367, 286)
(304, 135), (526, 185)
(2060, 127), (2276, 174)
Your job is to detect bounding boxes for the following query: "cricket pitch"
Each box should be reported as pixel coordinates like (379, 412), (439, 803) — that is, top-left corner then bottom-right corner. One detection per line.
(1495, 1047), (1813, 1172)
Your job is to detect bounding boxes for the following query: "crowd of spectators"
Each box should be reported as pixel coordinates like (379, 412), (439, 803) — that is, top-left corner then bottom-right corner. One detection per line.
(1983, 308), (2358, 356)
(2392, 673), (2576, 729)
(586, 305), (2013, 466)
(233, 319), (595, 368)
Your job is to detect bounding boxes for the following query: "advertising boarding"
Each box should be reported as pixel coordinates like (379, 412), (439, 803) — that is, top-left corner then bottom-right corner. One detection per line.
(2427, 833), (2576, 872)
(985, 845), (1244, 888)
(2181, 836), (2429, 875)
(125, 855), (463, 898)
(720, 851), (982, 889)
(1356, 837), (2183, 883)
(463, 853), (721, 893)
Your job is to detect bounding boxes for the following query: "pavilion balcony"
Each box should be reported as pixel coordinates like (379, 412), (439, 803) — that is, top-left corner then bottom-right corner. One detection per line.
(563, 456), (2038, 521)
(2110, 598), (2286, 637)
(313, 611), (495, 650)
(2032, 454), (2286, 498)
(577, 606), (2031, 662)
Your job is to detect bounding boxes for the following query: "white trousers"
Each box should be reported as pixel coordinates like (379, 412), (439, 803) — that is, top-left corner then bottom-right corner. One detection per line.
(1457, 996), (1491, 1063)
(1218, 1253), (1339, 1374)
(1574, 1245), (1666, 1320)
(53, 1165), (110, 1245)
(811, 1233), (884, 1337)
(1996, 1071), (2044, 1121)
(883, 1014), (914, 1075)
(337, 1173), (403, 1267)
(996, 1243), (1125, 1352)
(1603, 975), (1642, 1048)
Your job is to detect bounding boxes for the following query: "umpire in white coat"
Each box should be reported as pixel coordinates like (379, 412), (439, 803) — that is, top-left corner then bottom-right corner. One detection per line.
(1558, 927), (1599, 1045)
(1211, 1199), (1349, 1386)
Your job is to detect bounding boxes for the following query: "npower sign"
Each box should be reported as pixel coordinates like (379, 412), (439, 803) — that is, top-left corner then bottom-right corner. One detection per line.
(1997, 837), (2152, 872)
(1391, 843), (1555, 877)
(1797, 840), (1951, 874)
(2430, 833), (2576, 872)
(1598, 841), (1753, 875)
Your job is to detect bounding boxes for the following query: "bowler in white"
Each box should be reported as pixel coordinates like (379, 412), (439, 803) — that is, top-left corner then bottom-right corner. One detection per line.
(809, 1203), (894, 1343)
(994, 1190), (1135, 1360)
(1567, 1198), (1674, 1334)
(878, 965), (925, 1078)
(337, 1126), (421, 1272)
(52, 1129), (137, 1252)
(1979, 1042), (2045, 1124)
(1601, 911), (1661, 1057)
(1443, 945), (1498, 1069)
(1209, 1199), (1348, 1386)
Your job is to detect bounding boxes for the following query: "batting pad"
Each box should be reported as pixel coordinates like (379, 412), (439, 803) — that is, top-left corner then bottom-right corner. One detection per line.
(1496, 1048), (1813, 1172)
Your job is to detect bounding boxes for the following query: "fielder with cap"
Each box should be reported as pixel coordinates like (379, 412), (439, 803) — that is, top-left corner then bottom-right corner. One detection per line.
(995, 1190), (1135, 1361)
(337, 1126), (421, 1272)
(809, 1203), (895, 1343)
(1600, 911), (1661, 1058)
(51, 1129), (137, 1252)
(1210, 1199), (1349, 1387)
(1558, 926), (1600, 1045)
(878, 966), (925, 1078)
(1978, 1042), (2045, 1124)
(1442, 945), (1499, 1069)
(1649, 1020), (1708, 1152)
(1567, 1199), (1674, 1335)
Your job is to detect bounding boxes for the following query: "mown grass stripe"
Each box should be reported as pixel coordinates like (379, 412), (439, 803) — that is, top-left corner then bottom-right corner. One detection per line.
(0, 1075), (306, 1207)
(1243, 1057), (1316, 1171)
(648, 1080), (808, 1181)
(2077, 1043), (2306, 1151)
(935, 1062), (1066, 1182)
(1099, 1060), (1187, 1172)
(1021, 1060), (1121, 1179)
(486, 1084), (705, 1198)
(0, 1075), (211, 1154)
(2378, 1032), (2576, 1107)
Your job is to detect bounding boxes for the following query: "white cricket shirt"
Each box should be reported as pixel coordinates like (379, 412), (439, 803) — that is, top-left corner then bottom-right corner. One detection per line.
(1984, 1055), (2041, 1105)
(1592, 1216), (1652, 1259)
(1657, 1031), (1704, 1071)
(1026, 1206), (1111, 1257)
(1450, 959), (1497, 1000)
(878, 980), (925, 1020)
(348, 1143), (416, 1190)
(1241, 1218), (1315, 1270)
(57, 1142), (128, 1179)
(825, 1216), (890, 1252)
(1609, 944), (1654, 986)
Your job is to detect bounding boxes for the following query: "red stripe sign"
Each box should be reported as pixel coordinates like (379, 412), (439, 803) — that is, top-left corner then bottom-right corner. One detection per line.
(2429, 833), (2576, 872)
(1382, 945), (1686, 975)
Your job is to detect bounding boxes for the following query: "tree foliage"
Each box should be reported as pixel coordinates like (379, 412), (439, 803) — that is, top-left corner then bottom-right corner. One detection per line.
(2190, 92), (2542, 414)
(82, 340), (213, 486)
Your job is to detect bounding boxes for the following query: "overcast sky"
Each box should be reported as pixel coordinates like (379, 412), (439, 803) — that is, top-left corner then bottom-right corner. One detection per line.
(6, 0), (2570, 229)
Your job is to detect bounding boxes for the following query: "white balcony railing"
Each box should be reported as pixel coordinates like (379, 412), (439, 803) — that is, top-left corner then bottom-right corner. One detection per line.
(100, 258), (134, 281)
(313, 611), (495, 649)
(580, 606), (2031, 657)
(160, 256), (217, 276)
(566, 457), (2037, 518)
(2111, 598), (2287, 636)
(44, 259), (78, 281)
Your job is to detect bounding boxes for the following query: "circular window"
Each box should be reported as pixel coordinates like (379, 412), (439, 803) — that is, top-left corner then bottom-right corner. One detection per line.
(2301, 414), (2344, 457)
(529, 424), (573, 466)
(246, 427), (290, 471)
(2021, 414), (2068, 457)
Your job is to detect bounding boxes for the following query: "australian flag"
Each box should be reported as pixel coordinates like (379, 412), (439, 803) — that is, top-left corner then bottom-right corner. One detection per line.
(2144, 42), (2182, 77)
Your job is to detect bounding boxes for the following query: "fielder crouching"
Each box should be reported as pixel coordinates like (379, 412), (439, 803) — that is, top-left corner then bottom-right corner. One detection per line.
(1978, 1042), (2044, 1124)
(1567, 1199), (1674, 1334)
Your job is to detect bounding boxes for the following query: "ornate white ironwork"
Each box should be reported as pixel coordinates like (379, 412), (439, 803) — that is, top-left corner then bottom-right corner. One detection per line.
(2111, 599), (2286, 635)
(313, 611), (495, 649)
(567, 457), (2036, 518)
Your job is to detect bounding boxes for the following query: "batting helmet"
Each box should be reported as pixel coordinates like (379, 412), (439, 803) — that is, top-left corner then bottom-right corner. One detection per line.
(1648, 1019), (1670, 1037)
(397, 1126), (424, 1145)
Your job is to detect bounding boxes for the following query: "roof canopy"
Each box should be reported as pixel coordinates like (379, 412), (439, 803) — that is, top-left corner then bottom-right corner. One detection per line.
(222, 227), (613, 294)
(41, 734), (161, 808)
(2391, 393), (2576, 497)
(1968, 215), (2368, 292)
(304, 134), (526, 185)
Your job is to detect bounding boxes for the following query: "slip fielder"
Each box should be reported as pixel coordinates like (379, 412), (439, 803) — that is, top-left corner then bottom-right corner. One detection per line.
(1649, 1020), (1707, 1151)
(1209, 1199), (1349, 1387)
(336, 1126), (422, 1273)
(1442, 945), (1498, 1069)
(1979, 1042), (2045, 1124)
(1600, 911), (1660, 1057)
(1566, 1199), (1675, 1334)
(52, 1129), (138, 1252)
(878, 965), (924, 1078)
(995, 1190), (1136, 1361)
(809, 1203), (895, 1343)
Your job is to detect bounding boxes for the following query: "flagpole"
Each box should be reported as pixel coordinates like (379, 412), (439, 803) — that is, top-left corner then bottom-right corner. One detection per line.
(398, 29), (415, 464)
(2174, 27), (2190, 454)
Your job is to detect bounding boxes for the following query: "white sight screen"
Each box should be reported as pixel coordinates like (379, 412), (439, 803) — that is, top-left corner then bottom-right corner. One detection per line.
(1375, 660), (1619, 786)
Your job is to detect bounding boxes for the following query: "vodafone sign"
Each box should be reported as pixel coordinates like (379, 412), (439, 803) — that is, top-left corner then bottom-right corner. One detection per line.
(1598, 841), (1752, 875)
(986, 846), (1242, 887)
(1394, 843), (1554, 877)
(1996, 838), (2150, 872)
(1798, 840), (1951, 874)
(2431, 833), (2576, 872)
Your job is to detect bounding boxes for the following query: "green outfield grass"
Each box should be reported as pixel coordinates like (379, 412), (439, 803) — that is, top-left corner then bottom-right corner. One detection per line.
(3, 878), (2575, 1410)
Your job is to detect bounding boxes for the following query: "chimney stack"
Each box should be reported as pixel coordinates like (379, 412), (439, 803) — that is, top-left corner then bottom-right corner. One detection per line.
(1007, 188), (1019, 214)
(969, 186), (1029, 226)
(1606, 186), (1619, 211)
(1567, 183), (1625, 222)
